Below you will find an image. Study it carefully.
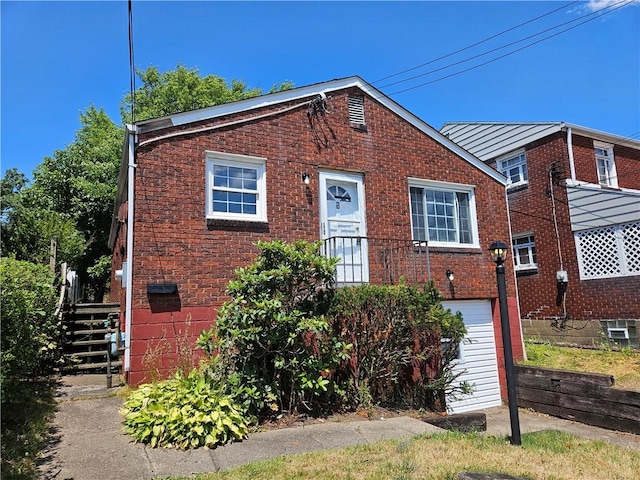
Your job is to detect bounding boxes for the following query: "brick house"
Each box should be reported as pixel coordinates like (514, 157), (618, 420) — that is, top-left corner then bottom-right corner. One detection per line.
(441, 122), (640, 347)
(108, 77), (524, 412)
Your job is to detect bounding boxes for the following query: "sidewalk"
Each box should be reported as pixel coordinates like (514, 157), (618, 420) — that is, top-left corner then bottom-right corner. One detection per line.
(39, 375), (640, 480)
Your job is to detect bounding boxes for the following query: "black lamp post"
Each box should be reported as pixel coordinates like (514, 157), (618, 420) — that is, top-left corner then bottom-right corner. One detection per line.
(489, 240), (522, 446)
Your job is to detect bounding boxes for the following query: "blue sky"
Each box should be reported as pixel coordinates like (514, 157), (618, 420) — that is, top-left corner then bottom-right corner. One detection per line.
(2, 1), (639, 180)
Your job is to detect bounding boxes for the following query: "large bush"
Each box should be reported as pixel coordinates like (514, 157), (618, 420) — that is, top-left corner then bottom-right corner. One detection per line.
(198, 240), (350, 419)
(0, 257), (60, 398)
(331, 283), (468, 412)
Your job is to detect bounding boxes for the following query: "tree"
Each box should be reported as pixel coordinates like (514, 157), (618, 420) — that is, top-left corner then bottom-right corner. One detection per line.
(1, 106), (122, 300)
(2, 65), (293, 301)
(0, 168), (28, 219)
(121, 64), (293, 123)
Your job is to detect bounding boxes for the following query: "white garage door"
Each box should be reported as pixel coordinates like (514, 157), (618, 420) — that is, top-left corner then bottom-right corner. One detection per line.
(442, 300), (502, 414)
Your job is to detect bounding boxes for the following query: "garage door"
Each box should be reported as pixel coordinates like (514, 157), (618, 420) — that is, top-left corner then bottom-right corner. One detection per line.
(442, 300), (502, 414)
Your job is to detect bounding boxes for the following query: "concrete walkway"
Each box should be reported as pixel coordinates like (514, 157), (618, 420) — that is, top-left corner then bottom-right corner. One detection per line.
(39, 375), (640, 480)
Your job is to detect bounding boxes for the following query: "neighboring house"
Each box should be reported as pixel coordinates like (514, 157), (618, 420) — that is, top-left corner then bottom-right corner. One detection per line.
(108, 77), (524, 413)
(441, 122), (640, 348)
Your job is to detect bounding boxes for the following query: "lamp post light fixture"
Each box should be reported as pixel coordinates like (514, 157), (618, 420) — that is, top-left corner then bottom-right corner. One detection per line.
(445, 269), (454, 282)
(488, 240), (522, 446)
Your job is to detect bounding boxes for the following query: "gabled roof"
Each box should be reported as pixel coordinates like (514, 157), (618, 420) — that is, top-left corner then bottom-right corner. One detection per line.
(109, 77), (509, 249)
(440, 121), (640, 161)
(136, 76), (506, 184)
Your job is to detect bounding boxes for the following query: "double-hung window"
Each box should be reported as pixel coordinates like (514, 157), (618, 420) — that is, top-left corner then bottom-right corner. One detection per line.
(497, 150), (528, 188)
(595, 143), (617, 188)
(409, 180), (478, 248)
(206, 151), (267, 222)
(512, 234), (537, 272)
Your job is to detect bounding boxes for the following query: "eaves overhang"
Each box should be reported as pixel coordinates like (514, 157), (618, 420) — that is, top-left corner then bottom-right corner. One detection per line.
(136, 76), (507, 186)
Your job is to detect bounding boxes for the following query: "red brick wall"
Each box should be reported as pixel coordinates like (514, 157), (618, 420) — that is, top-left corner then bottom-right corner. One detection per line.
(120, 88), (520, 385)
(503, 133), (640, 337)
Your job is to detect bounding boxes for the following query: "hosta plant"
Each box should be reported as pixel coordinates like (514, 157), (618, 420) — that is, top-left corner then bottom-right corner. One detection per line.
(121, 370), (248, 449)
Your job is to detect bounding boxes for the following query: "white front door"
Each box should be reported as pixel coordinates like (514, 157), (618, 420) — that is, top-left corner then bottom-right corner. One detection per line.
(319, 171), (368, 284)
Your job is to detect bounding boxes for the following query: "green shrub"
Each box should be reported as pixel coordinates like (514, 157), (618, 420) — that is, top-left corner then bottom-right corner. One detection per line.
(0, 257), (60, 399)
(330, 283), (469, 411)
(198, 240), (350, 419)
(121, 370), (248, 449)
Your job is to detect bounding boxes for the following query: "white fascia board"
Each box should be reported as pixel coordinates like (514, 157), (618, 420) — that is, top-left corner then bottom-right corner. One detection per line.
(564, 123), (640, 150)
(357, 88), (507, 185)
(565, 178), (640, 196)
(138, 77), (364, 132)
(138, 76), (507, 185)
(108, 127), (135, 249)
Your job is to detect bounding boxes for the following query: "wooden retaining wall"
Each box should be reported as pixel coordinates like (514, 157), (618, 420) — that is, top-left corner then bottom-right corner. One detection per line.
(515, 365), (640, 435)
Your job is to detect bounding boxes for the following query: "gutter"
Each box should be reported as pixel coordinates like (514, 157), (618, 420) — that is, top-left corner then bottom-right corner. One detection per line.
(564, 124), (577, 182)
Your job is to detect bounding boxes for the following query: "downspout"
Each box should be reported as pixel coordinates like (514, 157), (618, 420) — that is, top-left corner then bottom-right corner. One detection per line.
(505, 185), (527, 361)
(124, 125), (137, 373)
(566, 125), (577, 182)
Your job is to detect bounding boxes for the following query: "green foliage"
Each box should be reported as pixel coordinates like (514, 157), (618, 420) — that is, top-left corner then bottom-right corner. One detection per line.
(198, 240), (349, 418)
(0, 168), (28, 218)
(1, 379), (57, 480)
(1, 207), (86, 268)
(121, 370), (248, 449)
(330, 283), (468, 411)
(121, 65), (294, 123)
(1, 106), (121, 300)
(0, 258), (60, 401)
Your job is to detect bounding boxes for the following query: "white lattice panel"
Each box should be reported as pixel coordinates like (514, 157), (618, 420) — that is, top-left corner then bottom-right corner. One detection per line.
(576, 226), (620, 279)
(622, 222), (640, 274)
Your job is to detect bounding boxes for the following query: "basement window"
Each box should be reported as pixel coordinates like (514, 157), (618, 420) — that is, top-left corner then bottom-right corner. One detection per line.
(608, 328), (629, 340)
(348, 95), (366, 130)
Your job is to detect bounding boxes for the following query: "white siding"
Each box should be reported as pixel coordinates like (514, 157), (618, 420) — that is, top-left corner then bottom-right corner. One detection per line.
(442, 300), (502, 414)
(567, 184), (640, 231)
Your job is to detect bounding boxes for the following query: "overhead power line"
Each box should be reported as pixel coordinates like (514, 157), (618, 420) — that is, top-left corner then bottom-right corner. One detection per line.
(386, 0), (634, 96)
(373, 0), (580, 84)
(128, 0), (136, 125)
(379, 0), (627, 90)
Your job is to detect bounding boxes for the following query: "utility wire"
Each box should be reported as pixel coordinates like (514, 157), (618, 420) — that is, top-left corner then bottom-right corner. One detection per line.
(387, 0), (634, 96)
(374, 0), (580, 84)
(128, 0), (136, 125)
(379, 0), (627, 90)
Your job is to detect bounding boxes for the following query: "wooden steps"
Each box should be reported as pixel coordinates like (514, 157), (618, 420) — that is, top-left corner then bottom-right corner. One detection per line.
(62, 303), (122, 374)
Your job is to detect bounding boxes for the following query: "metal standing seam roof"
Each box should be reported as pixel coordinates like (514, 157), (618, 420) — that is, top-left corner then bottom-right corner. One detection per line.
(440, 122), (564, 161)
(440, 121), (640, 162)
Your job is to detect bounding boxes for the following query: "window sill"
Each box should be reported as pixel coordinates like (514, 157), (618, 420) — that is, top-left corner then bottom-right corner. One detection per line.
(427, 245), (483, 255)
(506, 183), (529, 194)
(515, 267), (538, 277)
(206, 217), (269, 230)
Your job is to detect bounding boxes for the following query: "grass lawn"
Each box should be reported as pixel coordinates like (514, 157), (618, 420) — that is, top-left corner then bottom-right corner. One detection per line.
(168, 430), (639, 480)
(521, 341), (640, 391)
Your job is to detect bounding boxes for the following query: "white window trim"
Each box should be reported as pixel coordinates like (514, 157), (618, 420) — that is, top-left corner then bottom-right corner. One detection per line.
(407, 178), (480, 249)
(512, 232), (537, 272)
(497, 149), (528, 189)
(594, 141), (618, 188)
(205, 151), (267, 222)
